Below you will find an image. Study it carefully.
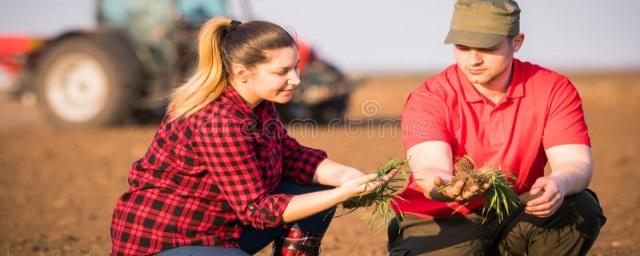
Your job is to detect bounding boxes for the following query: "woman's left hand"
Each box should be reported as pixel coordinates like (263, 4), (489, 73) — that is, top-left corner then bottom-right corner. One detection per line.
(337, 168), (400, 201)
(337, 167), (367, 186)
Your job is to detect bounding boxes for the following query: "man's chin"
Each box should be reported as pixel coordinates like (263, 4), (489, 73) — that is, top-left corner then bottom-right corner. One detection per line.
(467, 76), (490, 85)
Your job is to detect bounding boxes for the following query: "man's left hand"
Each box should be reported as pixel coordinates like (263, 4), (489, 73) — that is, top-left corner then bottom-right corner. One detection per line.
(524, 176), (566, 218)
(525, 176), (567, 217)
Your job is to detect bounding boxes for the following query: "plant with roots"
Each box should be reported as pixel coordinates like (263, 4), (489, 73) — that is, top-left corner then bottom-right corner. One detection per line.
(437, 155), (521, 223)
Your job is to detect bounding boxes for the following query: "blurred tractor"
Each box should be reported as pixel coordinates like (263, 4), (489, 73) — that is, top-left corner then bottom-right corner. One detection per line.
(0, 0), (354, 127)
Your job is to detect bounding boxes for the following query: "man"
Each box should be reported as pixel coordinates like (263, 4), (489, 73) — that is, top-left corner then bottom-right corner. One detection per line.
(388, 0), (606, 255)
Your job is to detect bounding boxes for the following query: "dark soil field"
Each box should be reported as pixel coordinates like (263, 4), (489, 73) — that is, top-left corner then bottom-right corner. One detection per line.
(1, 72), (639, 255)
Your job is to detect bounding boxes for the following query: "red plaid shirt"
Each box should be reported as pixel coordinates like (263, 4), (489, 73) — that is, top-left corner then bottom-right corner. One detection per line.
(110, 87), (328, 256)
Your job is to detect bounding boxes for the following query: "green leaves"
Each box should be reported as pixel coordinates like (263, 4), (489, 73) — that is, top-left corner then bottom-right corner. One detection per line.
(480, 169), (520, 223)
(340, 159), (409, 231)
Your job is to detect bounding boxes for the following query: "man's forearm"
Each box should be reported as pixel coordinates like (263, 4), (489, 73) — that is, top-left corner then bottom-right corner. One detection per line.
(550, 161), (592, 195)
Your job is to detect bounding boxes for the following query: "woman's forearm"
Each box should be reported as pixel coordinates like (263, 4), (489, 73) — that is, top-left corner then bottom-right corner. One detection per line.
(312, 159), (365, 187)
(281, 187), (349, 223)
(282, 170), (396, 223)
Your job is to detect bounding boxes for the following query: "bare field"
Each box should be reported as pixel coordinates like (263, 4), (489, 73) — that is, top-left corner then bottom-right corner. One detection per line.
(1, 72), (639, 255)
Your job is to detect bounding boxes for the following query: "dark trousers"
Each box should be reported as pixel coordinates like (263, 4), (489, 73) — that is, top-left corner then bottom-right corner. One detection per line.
(158, 180), (335, 256)
(237, 180), (335, 254)
(387, 189), (606, 256)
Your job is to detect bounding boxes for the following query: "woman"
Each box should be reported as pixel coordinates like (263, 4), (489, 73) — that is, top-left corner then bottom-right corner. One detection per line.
(110, 17), (396, 256)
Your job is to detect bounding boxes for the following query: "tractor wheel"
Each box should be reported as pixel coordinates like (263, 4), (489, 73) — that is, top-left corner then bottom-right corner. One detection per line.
(35, 36), (140, 127)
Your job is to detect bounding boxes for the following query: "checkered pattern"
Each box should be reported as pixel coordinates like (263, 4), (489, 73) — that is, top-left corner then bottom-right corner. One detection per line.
(110, 87), (327, 256)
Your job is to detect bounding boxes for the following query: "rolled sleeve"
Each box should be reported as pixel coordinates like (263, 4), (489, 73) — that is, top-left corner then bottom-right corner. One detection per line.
(280, 128), (327, 185)
(194, 120), (291, 229)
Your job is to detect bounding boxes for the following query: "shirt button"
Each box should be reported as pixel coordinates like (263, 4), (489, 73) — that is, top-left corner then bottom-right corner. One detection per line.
(248, 205), (255, 211)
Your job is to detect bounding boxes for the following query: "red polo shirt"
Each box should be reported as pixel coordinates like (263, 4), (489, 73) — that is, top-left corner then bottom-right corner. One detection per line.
(394, 59), (590, 218)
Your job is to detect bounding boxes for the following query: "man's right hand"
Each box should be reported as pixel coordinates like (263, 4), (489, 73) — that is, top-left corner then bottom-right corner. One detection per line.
(431, 176), (490, 202)
(406, 141), (490, 202)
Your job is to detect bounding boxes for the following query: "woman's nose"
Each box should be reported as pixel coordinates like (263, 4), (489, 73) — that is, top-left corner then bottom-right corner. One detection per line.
(288, 71), (301, 86)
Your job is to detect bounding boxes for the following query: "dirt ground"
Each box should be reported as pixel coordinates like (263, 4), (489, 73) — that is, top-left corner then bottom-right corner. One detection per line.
(1, 72), (639, 255)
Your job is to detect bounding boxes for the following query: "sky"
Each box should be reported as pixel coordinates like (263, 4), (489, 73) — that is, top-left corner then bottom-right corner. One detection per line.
(1, 0), (639, 74)
(251, 0), (640, 73)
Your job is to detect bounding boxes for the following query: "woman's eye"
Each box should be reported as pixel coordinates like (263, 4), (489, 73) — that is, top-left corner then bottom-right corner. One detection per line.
(273, 69), (287, 75)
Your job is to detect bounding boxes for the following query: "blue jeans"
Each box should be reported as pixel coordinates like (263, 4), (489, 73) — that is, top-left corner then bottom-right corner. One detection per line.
(157, 180), (336, 256)
(156, 246), (250, 256)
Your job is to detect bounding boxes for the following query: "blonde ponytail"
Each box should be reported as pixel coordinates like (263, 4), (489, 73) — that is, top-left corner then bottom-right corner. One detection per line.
(167, 17), (296, 121)
(167, 17), (232, 121)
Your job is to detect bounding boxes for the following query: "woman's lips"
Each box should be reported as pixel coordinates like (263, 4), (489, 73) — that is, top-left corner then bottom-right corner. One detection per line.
(280, 89), (294, 95)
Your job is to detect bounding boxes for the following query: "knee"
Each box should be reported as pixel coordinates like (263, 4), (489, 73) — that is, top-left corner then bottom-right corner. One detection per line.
(512, 190), (606, 255)
(564, 190), (606, 236)
(566, 190), (605, 220)
(319, 205), (337, 222)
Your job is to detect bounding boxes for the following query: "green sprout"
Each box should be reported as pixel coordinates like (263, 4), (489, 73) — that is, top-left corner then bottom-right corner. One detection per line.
(340, 159), (410, 230)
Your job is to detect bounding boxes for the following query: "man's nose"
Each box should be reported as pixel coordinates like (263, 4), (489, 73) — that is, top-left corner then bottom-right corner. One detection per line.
(469, 50), (483, 65)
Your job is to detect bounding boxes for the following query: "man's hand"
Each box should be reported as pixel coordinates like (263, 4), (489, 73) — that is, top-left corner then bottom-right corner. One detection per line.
(433, 176), (490, 202)
(525, 176), (567, 217)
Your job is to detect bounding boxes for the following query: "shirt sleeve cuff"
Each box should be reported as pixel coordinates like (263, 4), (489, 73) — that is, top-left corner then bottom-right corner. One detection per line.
(249, 193), (294, 228)
(272, 194), (294, 225)
(543, 136), (591, 150)
(295, 148), (328, 185)
(403, 137), (450, 152)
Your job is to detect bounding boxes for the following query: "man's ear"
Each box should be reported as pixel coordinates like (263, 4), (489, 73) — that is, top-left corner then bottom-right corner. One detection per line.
(512, 33), (525, 53)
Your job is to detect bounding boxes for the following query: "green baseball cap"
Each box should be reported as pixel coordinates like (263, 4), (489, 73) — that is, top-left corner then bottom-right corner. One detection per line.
(444, 0), (521, 48)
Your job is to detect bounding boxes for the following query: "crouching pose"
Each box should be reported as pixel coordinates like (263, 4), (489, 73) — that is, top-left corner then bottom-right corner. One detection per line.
(388, 1), (606, 255)
(110, 17), (397, 256)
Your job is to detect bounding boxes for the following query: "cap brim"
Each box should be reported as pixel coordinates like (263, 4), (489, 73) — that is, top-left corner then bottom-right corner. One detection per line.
(444, 29), (507, 48)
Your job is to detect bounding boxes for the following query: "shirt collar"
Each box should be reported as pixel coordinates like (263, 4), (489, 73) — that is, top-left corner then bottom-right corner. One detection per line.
(457, 67), (484, 103)
(506, 59), (524, 100)
(456, 59), (525, 103)
(220, 86), (267, 120)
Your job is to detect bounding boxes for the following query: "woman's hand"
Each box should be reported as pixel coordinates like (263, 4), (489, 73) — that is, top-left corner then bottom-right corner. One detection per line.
(283, 168), (399, 222)
(337, 167), (367, 185)
(337, 168), (400, 201)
